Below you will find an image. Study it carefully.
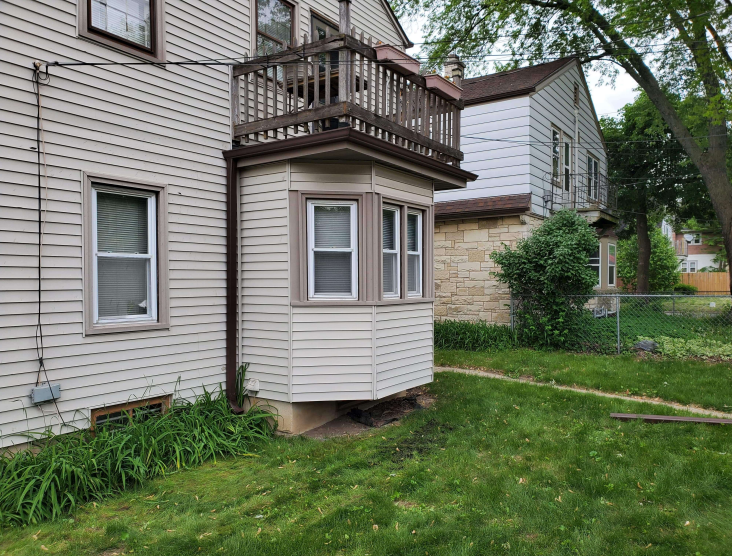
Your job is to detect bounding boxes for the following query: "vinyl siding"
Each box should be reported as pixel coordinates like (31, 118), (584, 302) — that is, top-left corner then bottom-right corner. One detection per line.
(375, 303), (433, 398)
(374, 164), (433, 203)
(239, 163), (290, 401)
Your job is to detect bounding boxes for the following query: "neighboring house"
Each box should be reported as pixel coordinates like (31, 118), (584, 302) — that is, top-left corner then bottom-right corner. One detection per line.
(1, 0), (474, 444)
(434, 58), (617, 322)
(666, 223), (726, 273)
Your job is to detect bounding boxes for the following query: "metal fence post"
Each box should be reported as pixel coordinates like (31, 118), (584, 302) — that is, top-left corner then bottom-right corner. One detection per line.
(616, 293), (620, 354)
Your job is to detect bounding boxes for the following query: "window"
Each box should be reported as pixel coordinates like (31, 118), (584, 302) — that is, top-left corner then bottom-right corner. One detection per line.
(80, 0), (165, 61)
(563, 139), (571, 192)
(382, 206), (400, 298)
(307, 200), (358, 300)
(84, 175), (168, 334)
(587, 154), (599, 199)
(608, 243), (616, 287)
(312, 13), (339, 69)
(573, 82), (580, 106)
(682, 260), (698, 273)
(691, 233), (702, 245)
(551, 129), (561, 186)
(589, 246), (601, 288)
(256, 0), (293, 55)
(407, 211), (422, 297)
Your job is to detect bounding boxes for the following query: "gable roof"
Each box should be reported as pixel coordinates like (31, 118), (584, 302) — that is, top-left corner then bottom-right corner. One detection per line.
(462, 58), (576, 106)
(379, 0), (413, 48)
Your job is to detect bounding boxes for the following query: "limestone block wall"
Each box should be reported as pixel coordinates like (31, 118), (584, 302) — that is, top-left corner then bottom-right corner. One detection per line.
(434, 215), (542, 322)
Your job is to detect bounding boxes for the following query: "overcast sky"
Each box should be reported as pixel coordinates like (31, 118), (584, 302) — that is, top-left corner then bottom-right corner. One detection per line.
(402, 17), (641, 119)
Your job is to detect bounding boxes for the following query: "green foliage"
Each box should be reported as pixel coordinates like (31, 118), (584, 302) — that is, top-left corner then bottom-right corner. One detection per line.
(638, 336), (732, 360)
(434, 320), (516, 351)
(617, 228), (680, 292)
(0, 386), (276, 526)
(491, 210), (599, 348)
(673, 283), (699, 294)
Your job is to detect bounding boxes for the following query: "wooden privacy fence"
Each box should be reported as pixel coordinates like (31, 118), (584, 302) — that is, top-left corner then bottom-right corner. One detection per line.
(680, 272), (730, 292)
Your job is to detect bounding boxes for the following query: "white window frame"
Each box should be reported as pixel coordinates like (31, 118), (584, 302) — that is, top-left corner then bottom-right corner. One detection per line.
(607, 243), (616, 287)
(587, 154), (599, 199)
(589, 244), (601, 289)
(307, 199), (358, 300)
(382, 205), (400, 299)
(687, 260), (698, 273)
(91, 185), (158, 325)
(563, 138), (572, 192)
(691, 233), (702, 245)
(551, 128), (561, 186)
(407, 210), (423, 297)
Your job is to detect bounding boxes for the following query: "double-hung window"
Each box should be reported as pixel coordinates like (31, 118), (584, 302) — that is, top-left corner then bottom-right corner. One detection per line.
(382, 206), (400, 298)
(307, 200), (358, 300)
(256, 0), (293, 55)
(92, 186), (157, 324)
(589, 246), (601, 288)
(407, 211), (423, 297)
(587, 155), (599, 199)
(608, 243), (616, 287)
(691, 233), (702, 245)
(551, 129), (561, 186)
(563, 139), (571, 192)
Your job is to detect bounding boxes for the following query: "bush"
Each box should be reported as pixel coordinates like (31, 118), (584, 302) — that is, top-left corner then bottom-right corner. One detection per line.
(0, 381), (275, 526)
(673, 283), (699, 295)
(434, 320), (516, 351)
(490, 210), (599, 348)
(617, 228), (680, 292)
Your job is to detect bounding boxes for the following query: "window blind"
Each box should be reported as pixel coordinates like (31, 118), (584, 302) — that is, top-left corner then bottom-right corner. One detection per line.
(407, 212), (421, 295)
(97, 258), (148, 317)
(382, 208), (399, 297)
(97, 192), (148, 254)
(91, 0), (151, 48)
(309, 202), (356, 298)
(314, 206), (351, 248)
(314, 252), (352, 294)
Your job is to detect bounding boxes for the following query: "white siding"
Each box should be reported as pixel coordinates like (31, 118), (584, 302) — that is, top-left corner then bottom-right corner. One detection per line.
(291, 306), (374, 402)
(239, 163), (290, 401)
(0, 0), (246, 446)
(375, 303), (433, 398)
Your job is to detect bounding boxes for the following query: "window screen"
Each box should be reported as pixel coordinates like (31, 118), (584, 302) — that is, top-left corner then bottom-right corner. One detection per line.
(308, 201), (357, 299)
(407, 211), (422, 296)
(93, 187), (157, 322)
(91, 0), (152, 48)
(382, 207), (400, 298)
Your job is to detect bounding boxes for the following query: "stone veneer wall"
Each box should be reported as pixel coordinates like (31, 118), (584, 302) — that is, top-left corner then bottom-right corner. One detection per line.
(434, 215), (543, 322)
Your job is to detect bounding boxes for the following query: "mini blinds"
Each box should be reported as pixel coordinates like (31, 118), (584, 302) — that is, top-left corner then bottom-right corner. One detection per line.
(257, 0), (292, 55)
(589, 247), (601, 287)
(407, 211), (422, 296)
(382, 207), (400, 298)
(608, 244), (617, 287)
(308, 201), (357, 299)
(91, 0), (152, 48)
(93, 187), (157, 322)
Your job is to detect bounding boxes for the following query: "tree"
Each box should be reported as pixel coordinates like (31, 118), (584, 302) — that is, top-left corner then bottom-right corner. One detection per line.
(685, 216), (729, 270)
(617, 227), (681, 291)
(395, 0), (732, 292)
(601, 92), (709, 292)
(491, 210), (599, 347)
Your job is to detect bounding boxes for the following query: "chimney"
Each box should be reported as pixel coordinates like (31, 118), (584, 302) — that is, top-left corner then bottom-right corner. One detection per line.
(444, 53), (465, 86)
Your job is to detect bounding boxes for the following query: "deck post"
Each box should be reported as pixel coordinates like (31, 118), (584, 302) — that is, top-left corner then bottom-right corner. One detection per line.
(338, 0), (352, 126)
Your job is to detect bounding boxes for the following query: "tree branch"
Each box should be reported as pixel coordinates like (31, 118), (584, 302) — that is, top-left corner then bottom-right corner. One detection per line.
(706, 22), (732, 74)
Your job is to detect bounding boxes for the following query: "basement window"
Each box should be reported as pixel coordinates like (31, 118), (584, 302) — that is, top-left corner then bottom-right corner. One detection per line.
(91, 395), (171, 430)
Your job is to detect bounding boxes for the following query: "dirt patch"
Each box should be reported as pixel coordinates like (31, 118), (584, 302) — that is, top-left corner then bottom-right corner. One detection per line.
(349, 387), (435, 428)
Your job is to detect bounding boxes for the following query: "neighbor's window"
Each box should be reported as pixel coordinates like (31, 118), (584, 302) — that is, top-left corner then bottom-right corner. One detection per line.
(382, 206), (400, 298)
(257, 0), (293, 55)
(92, 186), (158, 324)
(691, 233), (702, 245)
(684, 260), (698, 273)
(587, 154), (599, 199)
(589, 246), (601, 287)
(407, 211), (422, 297)
(608, 243), (616, 287)
(307, 200), (358, 300)
(551, 128), (561, 186)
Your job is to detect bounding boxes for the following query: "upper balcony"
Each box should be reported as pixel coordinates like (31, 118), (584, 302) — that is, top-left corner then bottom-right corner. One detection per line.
(541, 171), (617, 224)
(229, 32), (465, 167)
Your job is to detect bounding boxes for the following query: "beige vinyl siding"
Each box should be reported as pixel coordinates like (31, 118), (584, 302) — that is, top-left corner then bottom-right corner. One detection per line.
(289, 161), (372, 191)
(374, 165), (433, 203)
(375, 303), (433, 397)
(239, 163), (290, 401)
(291, 306), (374, 402)
(0, 0), (248, 445)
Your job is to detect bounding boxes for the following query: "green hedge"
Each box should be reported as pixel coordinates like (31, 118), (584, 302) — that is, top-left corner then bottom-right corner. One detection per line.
(434, 320), (516, 352)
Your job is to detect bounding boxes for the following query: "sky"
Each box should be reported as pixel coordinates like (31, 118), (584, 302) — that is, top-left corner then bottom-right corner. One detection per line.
(401, 16), (642, 118)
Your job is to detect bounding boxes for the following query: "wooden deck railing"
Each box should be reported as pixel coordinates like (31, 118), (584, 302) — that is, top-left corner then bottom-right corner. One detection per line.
(230, 33), (464, 166)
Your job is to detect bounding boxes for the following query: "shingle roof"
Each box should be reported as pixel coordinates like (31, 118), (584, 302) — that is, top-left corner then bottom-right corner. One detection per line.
(435, 194), (532, 219)
(462, 58), (576, 105)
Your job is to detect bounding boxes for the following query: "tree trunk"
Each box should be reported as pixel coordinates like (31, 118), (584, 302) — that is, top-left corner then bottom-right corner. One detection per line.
(636, 212), (651, 293)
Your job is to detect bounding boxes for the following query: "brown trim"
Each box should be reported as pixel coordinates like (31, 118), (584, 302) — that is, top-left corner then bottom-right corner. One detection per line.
(82, 172), (169, 336)
(78, 0), (166, 63)
(290, 298), (435, 307)
(463, 86), (537, 106)
(223, 127), (477, 183)
(435, 194), (532, 220)
(225, 157), (242, 411)
(90, 395), (171, 431)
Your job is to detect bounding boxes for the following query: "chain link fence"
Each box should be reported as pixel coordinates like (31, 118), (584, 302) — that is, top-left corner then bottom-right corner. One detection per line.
(510, 293), (732, 355)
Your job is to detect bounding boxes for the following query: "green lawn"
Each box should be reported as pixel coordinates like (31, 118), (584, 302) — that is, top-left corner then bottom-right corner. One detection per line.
(2, 372), (732, 555)
(435, 349), (732, 412)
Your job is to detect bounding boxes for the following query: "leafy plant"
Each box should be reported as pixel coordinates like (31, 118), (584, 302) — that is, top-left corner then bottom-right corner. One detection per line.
(638, 336), (732, 360)
(490, 210), (599, 348)
(434, 320), (516, 352)
(673, 283), (698, 295)
(617, 228), (680, 292)
(0, 385), (276, 526)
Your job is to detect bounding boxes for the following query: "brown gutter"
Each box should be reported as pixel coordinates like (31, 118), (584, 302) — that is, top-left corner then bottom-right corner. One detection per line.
(225, 156), (244, 413)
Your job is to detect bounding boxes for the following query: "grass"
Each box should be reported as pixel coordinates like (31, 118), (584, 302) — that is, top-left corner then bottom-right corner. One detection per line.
(435, 348), (732, 412)
(2, 372), (732, 555)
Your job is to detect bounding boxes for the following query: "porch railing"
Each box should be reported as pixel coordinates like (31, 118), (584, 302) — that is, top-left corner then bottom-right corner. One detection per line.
(230, 32), (464, 166)
(542, 172), (616, 212)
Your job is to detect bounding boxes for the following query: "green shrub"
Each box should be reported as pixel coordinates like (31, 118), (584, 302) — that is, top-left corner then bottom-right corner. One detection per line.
(673, 283), (698, 295)
(617, 228), (680, 292)
(434, 320), (516, 351)
(638, 335), (732, 360)
(0, 380), (275, 526)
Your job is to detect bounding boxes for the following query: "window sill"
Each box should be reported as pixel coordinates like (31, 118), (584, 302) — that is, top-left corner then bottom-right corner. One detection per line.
(78, 30), (166, 64)
(291, 298), (434, 307)
(85, 321), (170, 336)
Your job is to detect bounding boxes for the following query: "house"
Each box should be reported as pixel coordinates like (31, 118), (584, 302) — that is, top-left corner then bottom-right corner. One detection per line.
(434, 58), (617, 323)
(663, 221), (726, 273)
(0, 0), (475, 445)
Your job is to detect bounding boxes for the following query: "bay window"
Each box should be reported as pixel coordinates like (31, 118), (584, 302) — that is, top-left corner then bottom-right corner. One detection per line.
(382, 206), (400, 298)
(307, 200), (358, 300)
(407, 211), (422, 297)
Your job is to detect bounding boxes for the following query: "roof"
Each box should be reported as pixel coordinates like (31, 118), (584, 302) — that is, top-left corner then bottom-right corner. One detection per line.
(434, 194), (532, 219)
(462, 58), (576, 106)
(379, 0), (414, 49)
